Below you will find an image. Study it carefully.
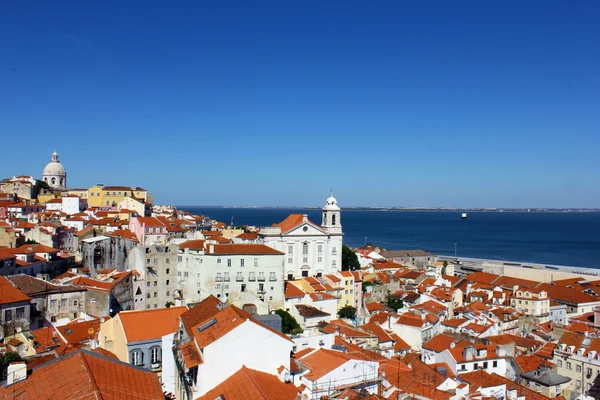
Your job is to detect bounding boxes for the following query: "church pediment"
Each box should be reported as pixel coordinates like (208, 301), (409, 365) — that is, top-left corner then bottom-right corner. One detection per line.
(284, 222), (327, 236)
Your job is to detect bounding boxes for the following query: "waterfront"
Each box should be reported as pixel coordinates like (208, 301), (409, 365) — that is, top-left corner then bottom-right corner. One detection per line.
(180, 207), (600, 269)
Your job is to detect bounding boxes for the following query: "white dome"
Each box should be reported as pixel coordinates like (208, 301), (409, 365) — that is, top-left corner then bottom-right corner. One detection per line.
(43, 161), (66, 176)
(323, 194), (340, 211)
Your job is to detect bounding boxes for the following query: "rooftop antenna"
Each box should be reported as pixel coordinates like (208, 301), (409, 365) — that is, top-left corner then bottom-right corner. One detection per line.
(230, 216), (234, 228)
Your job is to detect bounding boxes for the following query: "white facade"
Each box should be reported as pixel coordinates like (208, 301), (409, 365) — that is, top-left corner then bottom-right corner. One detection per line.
(260, 195), (343, 279)
(62, 196), (84, 215)
(194, 319), (293, 397)
(177, 243), (285, 312)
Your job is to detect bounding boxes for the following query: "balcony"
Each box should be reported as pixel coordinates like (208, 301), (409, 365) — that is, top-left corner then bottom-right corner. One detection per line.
(236, 277), (244, 282)
(248, 276), (256, 282)
(257, 290), (266, 295)
(224, 277), (231, 282)
(257, 276), (266, 282)
(269, 276), (277, 281)
(151, 362), (162, 371)
(215, 276), (223, 282)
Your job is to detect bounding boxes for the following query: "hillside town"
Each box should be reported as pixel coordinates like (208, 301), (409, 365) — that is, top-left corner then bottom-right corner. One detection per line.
(1, 152), (600, 400)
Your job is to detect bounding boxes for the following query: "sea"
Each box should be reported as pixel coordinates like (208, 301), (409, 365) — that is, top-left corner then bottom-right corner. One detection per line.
(178, 207), (600, 270)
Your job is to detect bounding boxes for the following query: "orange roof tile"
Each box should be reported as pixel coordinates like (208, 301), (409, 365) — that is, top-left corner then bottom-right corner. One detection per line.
(179, 240), (205, 251)
(119, 306), (188, 342)
(284, 283), (305, 299)
(180, 295), (223, 337)
(423, 334), (457, 353)
(0, 350), (164, 399)
(210, 244), (284, 255)
(0, 276), (31, 305)
(198, 365), (300, 400)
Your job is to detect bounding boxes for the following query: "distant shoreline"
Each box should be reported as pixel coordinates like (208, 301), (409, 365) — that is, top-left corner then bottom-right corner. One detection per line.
(176, 205), (600, 213)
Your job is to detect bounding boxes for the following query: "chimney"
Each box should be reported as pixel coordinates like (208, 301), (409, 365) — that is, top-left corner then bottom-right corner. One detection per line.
(302, 214), (308, 223)
(209, 245), (214, 254)
(463, 346), (474, 361)
(7, 362), (26, 385)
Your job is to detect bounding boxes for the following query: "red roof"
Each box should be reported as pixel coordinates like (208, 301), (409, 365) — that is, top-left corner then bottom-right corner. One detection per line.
(285, 283), (306, 299)
(210, 244), (284, 255)
(0, 276), (31, 305)
(198, 365), (300, 400)
(119, 306), (188, 342)
(0, 350), (164, 399)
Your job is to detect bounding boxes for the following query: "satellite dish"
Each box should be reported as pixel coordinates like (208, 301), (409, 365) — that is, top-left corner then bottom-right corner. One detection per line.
(88, 328), (95, 335)
(100, 317), (105, 323)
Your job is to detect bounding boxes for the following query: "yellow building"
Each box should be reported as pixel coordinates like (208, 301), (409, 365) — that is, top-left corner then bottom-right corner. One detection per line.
(65, 188), (89, 199)
(87, 185), (149, 208)
(338, 271), (356, 307)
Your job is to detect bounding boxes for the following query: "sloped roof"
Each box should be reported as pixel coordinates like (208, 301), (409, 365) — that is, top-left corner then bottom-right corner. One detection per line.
(0, 350), (164, 399)
(180, 295), (223, 337)
(198, 365), (300, 400)
(295, 304), (330, 319)
(119, 306), (188, 343)
(0, 275), (31, 305)
(272, 214), (324, 234)
(7, 274), (84, 296)
(211, 244), (284, 255)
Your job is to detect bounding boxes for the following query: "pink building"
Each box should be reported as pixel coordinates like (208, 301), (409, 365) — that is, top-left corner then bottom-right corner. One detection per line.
(129, 217), (167, 246)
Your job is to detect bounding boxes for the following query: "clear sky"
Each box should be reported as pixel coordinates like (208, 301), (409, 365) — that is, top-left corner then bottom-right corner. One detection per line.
(1, 1), (598, 208)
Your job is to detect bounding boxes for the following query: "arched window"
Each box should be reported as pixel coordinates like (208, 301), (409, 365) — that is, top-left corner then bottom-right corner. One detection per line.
(51, 177), (56, 185)
(150, 346), (161, 364)
(302, 242), (308, 255)
(323, 212), (327, 225)
(59, 178), (63, 185)
(130, 348), (143, 366)
(332, 214), (336, 226)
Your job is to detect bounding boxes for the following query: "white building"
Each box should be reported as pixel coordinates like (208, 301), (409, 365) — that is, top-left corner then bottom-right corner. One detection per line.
(260, 194), (343, 279)
(176, 241), (285, 313)
(42, 151), (67, 190)
(62, 195), (85, 215)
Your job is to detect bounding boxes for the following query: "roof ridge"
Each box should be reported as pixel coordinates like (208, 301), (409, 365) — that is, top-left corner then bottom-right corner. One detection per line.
(242, 366), (271, 400)
(78, 352), (103, 399)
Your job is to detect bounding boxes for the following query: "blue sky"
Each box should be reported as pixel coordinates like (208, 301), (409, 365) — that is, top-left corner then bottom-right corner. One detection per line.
(1, 1), (598, 208)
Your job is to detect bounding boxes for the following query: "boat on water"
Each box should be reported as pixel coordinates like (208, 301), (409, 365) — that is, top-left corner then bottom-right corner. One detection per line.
(462, 213), (468, 220)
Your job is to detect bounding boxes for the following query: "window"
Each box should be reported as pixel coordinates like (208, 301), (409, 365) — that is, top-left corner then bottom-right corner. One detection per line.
(318, 257), (322, 262)
(302, 271), (308, 277)
(241, 284), (246, 292)
(557, 360), (562, 367)
(288, 245), (293, 254)
(461, 364), (466, 370)
(91, 297), (97, 303)
(151, 347), (161, 364)
(269, 272), (276, 281)
(576, 365), (582, 373)
(474, 363), (478, 370)
(154, 292), (157, 298)
(178, 256), (182, 262)
(332, 247), (337, 255)
(254, 258), (258, 267)
(567, 362), (572, 370)
(184, 272), (189, 277)
(147, 293), (150, 299)
(16, 307), (24, 319)
(227, 259), (232, 267)
(216, 284), (221, 289)
(317, 244), (323, 254)
(130, 350), (143, 366)
(577, 380), (581, 388)
(302, 243), (308, 255)
(73, 300), (78, 307)
(249, 272), (256, 281)
(224, 272), (230, 281)
(287, 274), (294, 280)
(154, 281), (158, 286)
(217, 258), (221, 264)
(166, 291), (170, 296)
(147, 282), (151, 287)
(483, 361), (488, 369)
(166, 280), (170, 285)
(332, 260), (337, 268)
(153, 258), (158, 265)
(493, 360), (497, 368)
(587, 367), (592, 376)
(178, 271), (181, 276)
(332, 214), (336, 225)
(288, 258), (293, 264)
(240, 259), (245, 267)
(166, 268), (170, 274)
(4, 310), (12, 322)
(61, 299), (67, 307)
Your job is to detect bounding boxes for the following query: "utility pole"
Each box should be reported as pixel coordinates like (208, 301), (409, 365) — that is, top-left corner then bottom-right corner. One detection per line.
(454, 243), (458, 261)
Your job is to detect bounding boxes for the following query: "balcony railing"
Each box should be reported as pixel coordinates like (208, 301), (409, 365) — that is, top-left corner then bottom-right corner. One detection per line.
(215, 277), (223, 282)
(151, 362), (162, 370)
(224, 277), (231, 282)
(248, 276), (256, 281)
(257, 290), (266, 294)
(257, 276), (265, 282)
(269, 277), (277, 281)
(236, 277), (244, 282)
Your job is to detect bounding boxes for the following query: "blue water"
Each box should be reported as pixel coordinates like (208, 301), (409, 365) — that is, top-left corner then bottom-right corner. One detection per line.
(178, 207), (600, 269)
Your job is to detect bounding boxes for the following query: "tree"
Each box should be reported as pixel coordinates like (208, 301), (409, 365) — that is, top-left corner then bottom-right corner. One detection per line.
(274, 309), (303, 335)
(337, 305), (356, 319)
(341, 245), (360, 271)
(362, 281), (374, 293)
(385, 290), (403, 311)
(24, 239), (39, 245)
(0, 352), (23, 381)
(165, 301), (175, 308)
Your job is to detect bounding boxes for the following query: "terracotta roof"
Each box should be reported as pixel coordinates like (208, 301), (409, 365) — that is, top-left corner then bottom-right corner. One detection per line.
(0, 350), (164, 399)
(234, 232), (259, 240)
(272, 213), (323, 234)
(309, 292), (336, 301)
(179, 240), (205, 251)
(423, 334), (457, 353)
(295, 304), (330, 318)
(373, 260), (403, 270)
(210, 244), (284, 255)
(442, 318), (468, 328)
(459, 370), (552, 400)
(515, 354), (553, 373)
(7, 274), (84, 296)
(180, 295), (223, 337)
(359, 323), (394, 343)
(191, 305), (292, 348)
(181, 341), (203, 369)
(465, 272), (501, 285)
(119, 306), (188, 342)
(0, 276), (31, 305)
(298, 348), (371, 380)
(198, 365), (300, 400)
(284, 283), (305, 299)
(133, 216), (165, 227)
(396, 312), (424, 328)
(57, 318), (104, 345)
(366, 302), (386, 312)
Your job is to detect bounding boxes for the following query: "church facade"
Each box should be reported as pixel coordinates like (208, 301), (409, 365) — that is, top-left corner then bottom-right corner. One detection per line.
(260, 195), (343, 279)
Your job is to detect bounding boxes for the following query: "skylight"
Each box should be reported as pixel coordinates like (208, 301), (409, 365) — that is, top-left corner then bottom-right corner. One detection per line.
(197, 319), (217, 333)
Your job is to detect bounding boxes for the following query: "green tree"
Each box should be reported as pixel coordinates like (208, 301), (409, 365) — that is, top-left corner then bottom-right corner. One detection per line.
(165, 301), (175, 308)
(0, 352), (23, 381)
(337, 305), (357, 319)
(385, 291), (403, 311)
(341, 245), (360, 271)
(24, 239), (39, 245)
(274, 309), (303, 335)
(362, 281), (374, 293)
